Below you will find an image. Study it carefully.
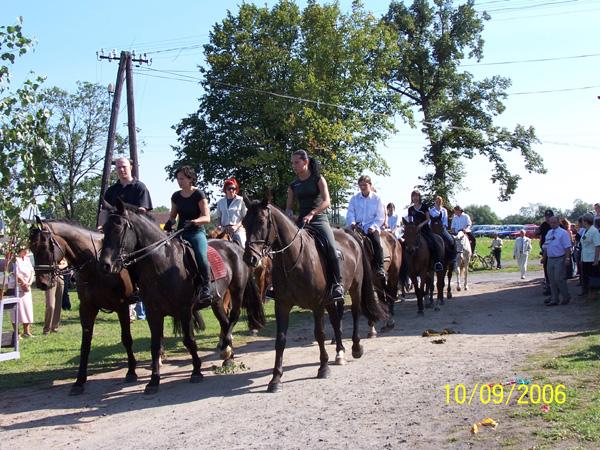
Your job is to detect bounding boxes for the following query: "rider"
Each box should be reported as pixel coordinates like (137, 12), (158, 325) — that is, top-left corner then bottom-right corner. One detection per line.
(407, 190), (443, 272)
(385, 203), (402, 239)
(429, 196), (456, 261)
(164, 166), (212, 307)
(286, 150), (344, 305)
(450, 205), (475, 249)
(346, 175), (386, 278)
(215, 178), (247, 248)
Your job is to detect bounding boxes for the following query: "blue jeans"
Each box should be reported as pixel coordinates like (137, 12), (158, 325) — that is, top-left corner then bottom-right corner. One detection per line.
(182, 228), (210, 283)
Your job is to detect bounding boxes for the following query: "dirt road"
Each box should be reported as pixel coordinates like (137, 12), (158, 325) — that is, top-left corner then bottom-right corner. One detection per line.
(0, 272), (594, 449)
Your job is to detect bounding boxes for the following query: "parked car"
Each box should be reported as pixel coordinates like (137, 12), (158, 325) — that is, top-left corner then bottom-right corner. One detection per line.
(472, 225), (502, 238)
(510, 224), (539, 239)
(498, 224), (523, 239)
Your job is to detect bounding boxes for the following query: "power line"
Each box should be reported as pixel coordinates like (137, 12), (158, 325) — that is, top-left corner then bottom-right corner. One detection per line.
(463, 51), (600, 66)
(509, 84), (600, 95)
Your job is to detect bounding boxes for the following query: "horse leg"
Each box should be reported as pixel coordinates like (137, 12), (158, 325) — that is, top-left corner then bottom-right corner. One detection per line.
(464, 260), (470, 290)
(144, 313), (164, 395)
(70, 302), (98, 395)
(267, 301), (292, 393)
(455, 262), (462, 291)
(181, 308), (203, 384)
(117, 305), (137, 383)
(350, 287), (364, 358)
(414, 275), (424, 314)
(314, 308), (331, 379)
(382, 272), (397, 331)
(326, 303), (346, 365)
(435, 271), (444, 311)
(211, 297), (230, 355)
(221, 286), (243, 366)
(446, 264), (453, 300)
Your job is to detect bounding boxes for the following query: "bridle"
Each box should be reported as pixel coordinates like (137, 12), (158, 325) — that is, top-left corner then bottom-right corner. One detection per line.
(32, 227), (84, 278)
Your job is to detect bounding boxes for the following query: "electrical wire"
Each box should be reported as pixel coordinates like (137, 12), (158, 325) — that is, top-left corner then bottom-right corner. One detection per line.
(463, 51), (600, 66)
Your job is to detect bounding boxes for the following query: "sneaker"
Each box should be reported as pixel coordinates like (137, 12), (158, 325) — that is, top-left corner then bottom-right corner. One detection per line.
(434, 262), (444, 272)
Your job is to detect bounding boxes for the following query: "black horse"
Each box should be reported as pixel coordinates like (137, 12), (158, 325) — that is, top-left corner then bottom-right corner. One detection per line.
(29, 218), (143, 395)
(99, 199), (265, 394)
(243, 198), (387, 393)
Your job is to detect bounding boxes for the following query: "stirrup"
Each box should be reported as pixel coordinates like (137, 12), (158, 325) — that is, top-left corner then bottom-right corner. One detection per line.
(324, 284), (344, 306)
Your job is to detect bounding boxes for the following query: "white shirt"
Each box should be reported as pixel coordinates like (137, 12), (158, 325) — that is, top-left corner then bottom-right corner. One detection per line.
(216, 195), (247, 227)
(542, 227), (572, 257)
(346, 191), (385, 233)
(581, 226), (600, 262)
(429, 206), (448, 227)
(451, 213), (472, 233)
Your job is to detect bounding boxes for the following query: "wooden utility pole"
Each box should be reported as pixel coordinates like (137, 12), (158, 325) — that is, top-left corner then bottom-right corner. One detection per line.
(95, 50), (151, 227)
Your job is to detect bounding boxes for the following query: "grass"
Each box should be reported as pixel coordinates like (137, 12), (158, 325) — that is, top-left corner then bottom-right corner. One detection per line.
(469, 236), (544, 273)
(0, 289), (315, 389)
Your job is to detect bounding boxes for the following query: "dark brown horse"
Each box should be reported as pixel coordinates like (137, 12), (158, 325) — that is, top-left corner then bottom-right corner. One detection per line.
(429, 215), (455, 301)
(242, 198), (387, 393)
(29, 219), (141, 395)
(401, 219), (446, 314)
(352, 228), (402, 336)
(99, 200), (265, 394)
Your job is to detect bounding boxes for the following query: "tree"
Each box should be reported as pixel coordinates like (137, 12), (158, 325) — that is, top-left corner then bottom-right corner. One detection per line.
(170, 0), (404, 212)
(567, 199), (593, 223)
(36, 82), (123, 228)
(0, 19), (50, 250)
(464, 204), (498, 225)
(383, 0), (545, 202)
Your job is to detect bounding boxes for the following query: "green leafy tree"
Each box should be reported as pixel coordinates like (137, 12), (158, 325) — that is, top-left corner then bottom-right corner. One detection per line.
(0, 19), (50, 251)
(383, 0), (545, 202)
(170, 0), (404, 213)
(464, 204), (499, 225)
(36, 82), (124, 228)
(567, 199), (593, 223)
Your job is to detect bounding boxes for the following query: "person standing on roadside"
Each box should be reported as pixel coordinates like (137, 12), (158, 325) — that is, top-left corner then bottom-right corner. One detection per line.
(42, 258), (67, 334)
(513, 229), (532, 279)
(542, 216), (572, 306)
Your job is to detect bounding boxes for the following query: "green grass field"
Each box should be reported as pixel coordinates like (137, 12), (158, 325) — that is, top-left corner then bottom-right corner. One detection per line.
(0, 289), (291, 389)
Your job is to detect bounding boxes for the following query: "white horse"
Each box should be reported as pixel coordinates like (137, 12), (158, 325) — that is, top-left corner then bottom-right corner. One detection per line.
(454, 231), (472, 291)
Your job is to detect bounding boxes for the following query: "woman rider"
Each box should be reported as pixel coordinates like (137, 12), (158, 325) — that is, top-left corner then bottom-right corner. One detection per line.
(408, 190), (443, 272)
(164, 166), (212, 306)
(286, 150), (344, 305)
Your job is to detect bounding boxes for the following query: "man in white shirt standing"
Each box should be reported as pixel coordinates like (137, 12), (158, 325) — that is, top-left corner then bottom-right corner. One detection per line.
(542, 216), (572, 306)
(513, 229), (532, 279)
(346, 175), (386, 278)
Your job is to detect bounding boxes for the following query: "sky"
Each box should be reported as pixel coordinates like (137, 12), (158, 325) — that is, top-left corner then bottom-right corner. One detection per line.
(4, 0), (600, 219)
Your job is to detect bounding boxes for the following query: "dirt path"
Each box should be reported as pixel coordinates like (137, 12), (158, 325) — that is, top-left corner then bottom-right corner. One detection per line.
(0, 272), (595, 449)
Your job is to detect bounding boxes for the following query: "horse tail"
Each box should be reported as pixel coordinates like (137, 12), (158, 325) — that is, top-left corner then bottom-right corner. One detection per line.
(399, 239), (408, 287)
(347, 229), (388, 323)
(243, 275), (266, 330)
(171, 307), (206, 336)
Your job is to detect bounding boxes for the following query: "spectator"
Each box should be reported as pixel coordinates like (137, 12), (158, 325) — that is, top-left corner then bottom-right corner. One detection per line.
(12, 248), (35, 337)
(594, 203), (600, 228)
(490, 232), (503, 269)
(560, 217), (576, 278)
(542, 216), (572, 306)
(538, 209), (554, 296)
(577, 213), (600, 299)
(43, 258), (67, 335)
(513, 229), (532, 279)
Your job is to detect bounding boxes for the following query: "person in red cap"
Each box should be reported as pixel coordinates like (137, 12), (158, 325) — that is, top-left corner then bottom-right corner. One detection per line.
(215, 178), (247, 247)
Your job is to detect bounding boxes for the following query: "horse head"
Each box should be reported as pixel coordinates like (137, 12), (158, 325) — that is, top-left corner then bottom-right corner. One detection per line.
(242, 196), (274, 268)
(401, 218), (419, 255)
(99, 198), (138, 274)
(29, 216), (65, 289)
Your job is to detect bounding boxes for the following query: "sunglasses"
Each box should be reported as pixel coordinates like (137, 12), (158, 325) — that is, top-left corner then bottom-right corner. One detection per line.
(226, 187), (236, 191)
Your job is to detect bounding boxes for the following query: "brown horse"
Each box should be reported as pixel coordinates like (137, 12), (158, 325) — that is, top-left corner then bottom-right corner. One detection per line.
(401, 219), (446, 314)
(242, 198), (387, 393)
(429, 215), (455, 301)
(352, 228), (402, 336)
(29, 219), (143, 395)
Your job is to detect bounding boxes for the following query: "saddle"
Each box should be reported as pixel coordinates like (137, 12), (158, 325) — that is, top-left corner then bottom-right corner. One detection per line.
(305, 225), (344, 261)
(353, 228), (391, 265)
(180, 238), (227, 282)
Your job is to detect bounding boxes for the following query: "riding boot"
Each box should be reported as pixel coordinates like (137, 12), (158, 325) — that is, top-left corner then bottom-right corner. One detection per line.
(425, 233), (443, 272)
(194, 265), (213, 308)
(324, 249), (344, 306)
(369, 231), (386, 279)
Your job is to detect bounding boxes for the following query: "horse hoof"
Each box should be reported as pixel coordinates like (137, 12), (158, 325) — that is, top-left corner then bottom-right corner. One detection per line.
(190, 373), (204, 384)
(222, 358), (234, 368)
(144, 384), (159, 395)
(367, 331), (377, 338)
(69, 385), (84, 396)
(124, 372), (138, 383)
(335, 356), (347, 365)
(220, 345), (233, 361)
(352, 344), (364, 359)
(267, 382), (282, 393)
(457, 286), (461, 291)
(317, 366), (331, 379)
(465, 286), (469, 291)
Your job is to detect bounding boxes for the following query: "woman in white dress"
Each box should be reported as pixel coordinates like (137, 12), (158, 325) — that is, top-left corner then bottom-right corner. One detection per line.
(12, 247), (35, 337)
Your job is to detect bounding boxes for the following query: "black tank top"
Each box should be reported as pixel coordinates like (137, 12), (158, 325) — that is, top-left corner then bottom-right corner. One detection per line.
(290, 173), (323, 220)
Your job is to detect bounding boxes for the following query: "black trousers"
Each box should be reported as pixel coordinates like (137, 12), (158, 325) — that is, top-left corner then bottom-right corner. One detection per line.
(492, 248), (502, 268)
(581, 261), (600, 293)
(367, 230), (384, 269)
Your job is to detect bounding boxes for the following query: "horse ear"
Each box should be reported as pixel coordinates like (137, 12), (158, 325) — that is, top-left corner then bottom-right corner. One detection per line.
(35, 215), (44, 228)
(402, 217), (408, 226)
(242, 194), (251, 208)
(116, 198), (125, 214)
(102, 199), (115, 212)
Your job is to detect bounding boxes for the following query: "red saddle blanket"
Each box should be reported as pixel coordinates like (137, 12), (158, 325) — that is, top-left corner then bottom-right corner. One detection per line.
(208, 246), (227, 281)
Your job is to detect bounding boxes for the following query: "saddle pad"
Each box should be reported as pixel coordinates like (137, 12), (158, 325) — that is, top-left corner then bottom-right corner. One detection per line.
(207, 246), (227, 281)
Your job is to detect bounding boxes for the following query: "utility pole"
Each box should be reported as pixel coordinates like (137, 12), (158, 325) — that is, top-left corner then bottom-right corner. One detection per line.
(95, 49), (151, 227)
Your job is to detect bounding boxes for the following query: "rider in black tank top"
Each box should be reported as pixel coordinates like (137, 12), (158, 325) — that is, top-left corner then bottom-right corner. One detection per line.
(408, 190), (443, 272)
(287, 151), (344, 305)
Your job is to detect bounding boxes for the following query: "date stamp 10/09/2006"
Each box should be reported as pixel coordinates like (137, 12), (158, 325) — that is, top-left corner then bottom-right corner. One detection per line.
(444, 383), (566, 406)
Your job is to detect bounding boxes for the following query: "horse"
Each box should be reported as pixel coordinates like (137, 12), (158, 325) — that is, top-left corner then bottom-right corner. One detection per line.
(99, 199), (265, 394)
(352, 228), (402, 336)
(401, 219), (446, 314)
(29, 218), (143, 395)
(454, 231), (472, 291)
(242, 198), (388, 393)
(429, 215), (455, 301)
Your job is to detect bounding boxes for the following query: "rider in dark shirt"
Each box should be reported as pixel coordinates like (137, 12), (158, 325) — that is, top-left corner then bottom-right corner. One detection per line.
(287, 150), (344, 305)
(407, 190), (443, 272)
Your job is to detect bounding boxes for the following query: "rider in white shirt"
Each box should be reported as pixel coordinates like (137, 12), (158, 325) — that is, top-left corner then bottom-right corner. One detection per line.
(346, 175), (386, 277)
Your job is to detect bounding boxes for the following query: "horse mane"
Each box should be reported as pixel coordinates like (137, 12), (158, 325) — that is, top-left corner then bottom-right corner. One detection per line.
(43, 219), (103, 240)
(118, 202), (157, 222)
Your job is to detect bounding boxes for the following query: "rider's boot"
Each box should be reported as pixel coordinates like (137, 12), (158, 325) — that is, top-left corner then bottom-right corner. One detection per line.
(324, 248), (345, 306)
